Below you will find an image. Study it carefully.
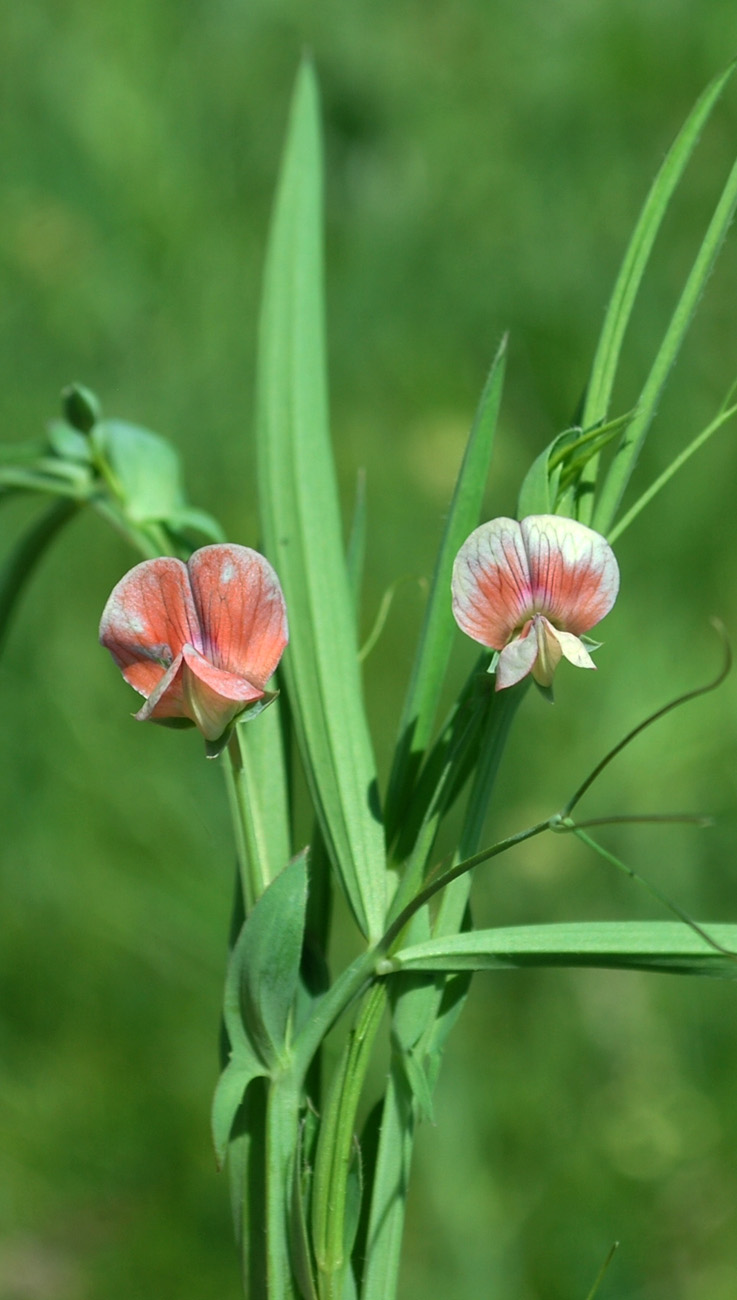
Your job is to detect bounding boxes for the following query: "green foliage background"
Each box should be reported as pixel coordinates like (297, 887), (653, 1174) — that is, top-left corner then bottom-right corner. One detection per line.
(2, 4), (737, 1298)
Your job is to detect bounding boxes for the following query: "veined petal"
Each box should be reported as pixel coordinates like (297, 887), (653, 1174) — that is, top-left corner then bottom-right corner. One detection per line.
(496, 620), (539, 689)
(554, 627), (597, 671)
(452, 518), (533, 649)
(521, 515), (619, 635)
(135, 652), (189, 721)
(100, 558), (201, 698)
(181, 644), (266, 741)
(187, 545), (288, 688)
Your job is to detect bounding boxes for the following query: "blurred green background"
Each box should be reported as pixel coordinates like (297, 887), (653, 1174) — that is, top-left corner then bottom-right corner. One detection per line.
(3, 3), (737, 1298)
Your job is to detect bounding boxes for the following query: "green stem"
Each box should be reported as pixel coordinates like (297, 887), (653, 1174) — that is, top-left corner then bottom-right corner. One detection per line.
(359, 686), (525, 1300)
(265, 1072), (301, 1300)
(224, 727), (273, 913)
(381, 820), (549, 957)
(386, 667), (493, 925)
(292, 951), (377, 1083)
(430, 683), (527, 942)
(311, 985), (387, 1299)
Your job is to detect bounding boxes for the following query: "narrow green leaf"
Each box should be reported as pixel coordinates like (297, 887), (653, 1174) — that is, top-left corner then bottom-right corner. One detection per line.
(225, 851), (309, 1069)
(225, 709), (291, 909)
(391, 921), (737, 977)
(595, 115), (737, 532)
(584, 1242), (620, 1300)
(581, 60), (736, 520)
(255, 61), (386, 940)
(358, 1065), (414, 1300)
(384, 336), (507, 843)
(0, 500), (78, 656)
(607, 399), (737, 543)
(311, 986), (386, 1298)
(346, 469), (367, 620)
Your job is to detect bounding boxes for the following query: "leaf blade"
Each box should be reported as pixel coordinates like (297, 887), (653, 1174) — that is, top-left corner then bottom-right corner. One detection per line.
(581, 62), (735, 476)
(384, 336), (507, 841)
(391, 921), (737, 978)
(255, 61), (386, 940)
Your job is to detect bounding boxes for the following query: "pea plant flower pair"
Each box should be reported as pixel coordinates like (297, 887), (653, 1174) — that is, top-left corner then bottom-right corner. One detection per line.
(452, 514), (620, 691)
(100, 515), (618, 742)
(99, 544), (288, 754)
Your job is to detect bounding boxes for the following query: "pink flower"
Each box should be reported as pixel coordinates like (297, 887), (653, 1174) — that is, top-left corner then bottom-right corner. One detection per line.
(100, 544), (288, 749)
(451, 515), (619, 691)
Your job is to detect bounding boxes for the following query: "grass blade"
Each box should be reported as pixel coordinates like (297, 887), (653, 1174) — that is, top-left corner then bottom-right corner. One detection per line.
(595, 144), (737, 533)
(384, 336), (507, 842)
(582, 61), (735, 428)
(580, 61), (735, 523)
(255, 61), (386, 940)
(391, 921), (737, 978)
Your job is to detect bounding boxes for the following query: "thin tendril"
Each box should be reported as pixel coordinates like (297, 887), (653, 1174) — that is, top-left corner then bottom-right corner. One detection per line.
(562, 812), (713, 830)
(573, 827), (737, 962)
(561, 621), (731, 818)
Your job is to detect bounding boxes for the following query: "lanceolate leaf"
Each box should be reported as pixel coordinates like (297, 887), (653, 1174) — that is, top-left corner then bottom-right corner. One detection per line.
(595, 138), (737, 534)
(358, 1065), (414, 1300)
(384, 336), (507, 842)
(579, 60), (736, 521)
(255, 61), (386, 941)
(390, 921), (737, 978)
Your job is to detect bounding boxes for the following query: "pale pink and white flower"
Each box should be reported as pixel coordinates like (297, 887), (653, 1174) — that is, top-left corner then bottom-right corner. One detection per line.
(451, 515), (619, 691)
(100, 544), (288, 749)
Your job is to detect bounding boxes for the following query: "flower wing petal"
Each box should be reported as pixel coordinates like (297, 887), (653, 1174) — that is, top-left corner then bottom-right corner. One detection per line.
(100, 558), (201, 699)
(181, 644), (265, 741)
(452, 518), (533, 649)
(134, 652), (189, 721)
(187, 545), (288, 688)
(495, 620), (539, 689)
(521, 515), (619, 635)
(554, 628), (597, 671)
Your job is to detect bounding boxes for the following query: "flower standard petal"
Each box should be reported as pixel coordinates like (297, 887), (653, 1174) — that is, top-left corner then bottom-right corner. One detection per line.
(520, 515), (619, 635)
(99, 558), (201, 700)
(451, 518), (533, 649)
(187, 544), (289, 688)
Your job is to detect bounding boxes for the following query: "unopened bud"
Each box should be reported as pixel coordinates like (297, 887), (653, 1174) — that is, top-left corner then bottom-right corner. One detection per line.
(61, 383), (101, 433)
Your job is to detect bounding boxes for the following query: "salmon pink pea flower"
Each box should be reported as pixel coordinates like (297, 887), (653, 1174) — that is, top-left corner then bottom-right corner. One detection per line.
(100, 544), (288, 752)
(451, 515), (619, 692)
